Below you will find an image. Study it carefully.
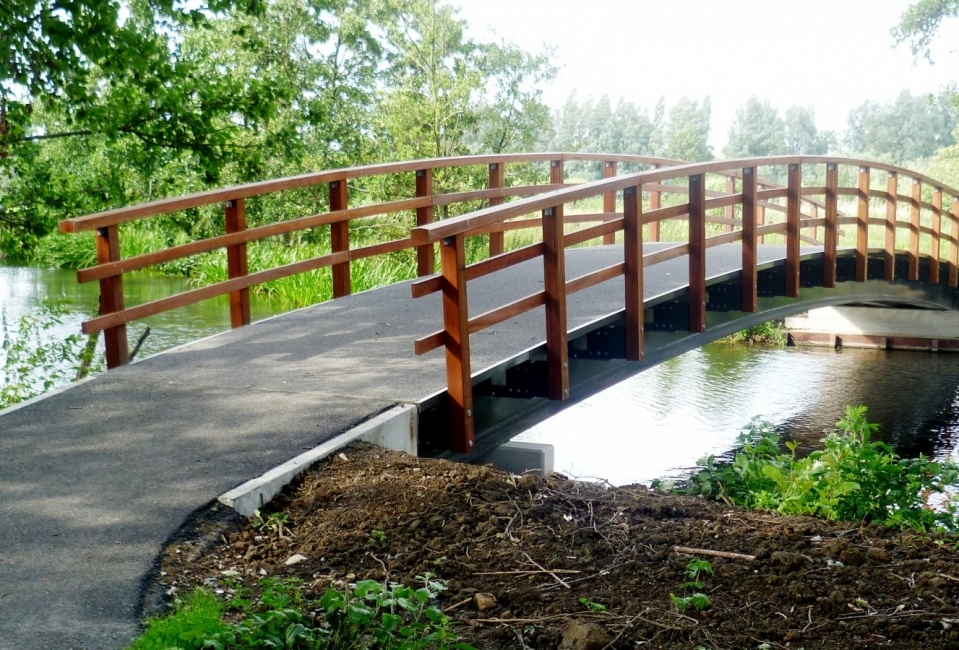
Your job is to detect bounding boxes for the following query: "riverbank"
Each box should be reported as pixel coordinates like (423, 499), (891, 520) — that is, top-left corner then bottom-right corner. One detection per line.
(150, 441), (959, 649)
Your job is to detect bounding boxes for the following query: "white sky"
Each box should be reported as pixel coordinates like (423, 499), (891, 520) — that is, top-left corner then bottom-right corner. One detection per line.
(453, 0), (959, 149)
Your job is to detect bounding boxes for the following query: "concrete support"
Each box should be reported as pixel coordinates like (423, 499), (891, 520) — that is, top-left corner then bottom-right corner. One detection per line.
(785, 306), (959, 351)
(475, 441), (555, 477)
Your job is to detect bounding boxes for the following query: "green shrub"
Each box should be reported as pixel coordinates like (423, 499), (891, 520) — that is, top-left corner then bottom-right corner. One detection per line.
(676, 405), (959, 531)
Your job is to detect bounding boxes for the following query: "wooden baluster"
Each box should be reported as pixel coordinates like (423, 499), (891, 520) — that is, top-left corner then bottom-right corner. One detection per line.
(330, 180), (350, 297)
(623, 185), (644, 360)
(786, 163), (801, 298)
(823, 163), (839, 288)
(909, 178), (921, 281)
(688, 174), (706, 333)
(225, 199), (251, 328)
(550, 159), (564, 186)
(756, 183), (766, 245)
(856, 166), (870, 282)
(602, 161), (617, 245)
(542, 205), (569, 401)
(724, 175), (735, 233)
(488, 163), (505, 257)
(648, 164), (661, 242)
(440, 234), (473, 452)
(741, 167), (758, 312)
(95, 225), (129, 369)
(930, 188), (942, 285)
(884, 172), (897, 281)
(415, 169), (435, 276)
(951, 196), (959, 288)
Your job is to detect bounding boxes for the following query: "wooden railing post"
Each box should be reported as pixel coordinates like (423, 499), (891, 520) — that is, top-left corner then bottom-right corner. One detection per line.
(648, 164), (661, 242)
(225, 199), (251, 328)
(542, 204), (569, 400)
(931, 188), (943, 285)
(623, 185), (645, 360)
(329, 180), (350, 297)
(757, 183), (766, 245)
(741, 167), (758, 312)
(856, 166), (870, 282)
(909, 178), (921, 281)
(487, 163), (505, 257)
(602, 161), (617, 245)
(95, 225), (129, 368)
(786, 163), (801, 298)
(688, 174), (706, 333)
(550, 159), (564, 186)
(724, 175), (735, 233)
(415, 169), (435, 276)
(440, 234), (473, 452)
(884, 172), (898, 281)
(951, 196), (959, 288)
(823, 163), (839, 288)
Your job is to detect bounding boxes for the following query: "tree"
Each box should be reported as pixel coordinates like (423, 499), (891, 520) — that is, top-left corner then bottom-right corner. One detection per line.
(723, 97), (785, 159)
(892, 0), (959, 62)
(665, 97), (712, 162)
(783, 106), (830, 155)
(843, 91), (955, 163)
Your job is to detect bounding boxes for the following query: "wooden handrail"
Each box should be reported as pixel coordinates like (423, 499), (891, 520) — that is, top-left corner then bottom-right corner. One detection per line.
(409, 156), (959, 452)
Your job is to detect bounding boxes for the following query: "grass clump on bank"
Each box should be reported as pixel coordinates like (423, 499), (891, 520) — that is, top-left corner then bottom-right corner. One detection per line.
(674, 405), (959, 531)
(130, 574), (474, 650)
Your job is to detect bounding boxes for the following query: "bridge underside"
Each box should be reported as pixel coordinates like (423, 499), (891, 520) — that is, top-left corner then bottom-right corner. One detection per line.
(420, 250), (959, 459)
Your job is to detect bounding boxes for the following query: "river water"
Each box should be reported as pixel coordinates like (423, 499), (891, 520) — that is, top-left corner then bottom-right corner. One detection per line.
(4, 264), (959, 485)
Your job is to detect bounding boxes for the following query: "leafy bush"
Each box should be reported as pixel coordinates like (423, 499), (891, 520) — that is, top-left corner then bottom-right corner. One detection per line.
(1, 301), (89, 409)
(128, 575), (474, 649)
(678, 406), (959, 531)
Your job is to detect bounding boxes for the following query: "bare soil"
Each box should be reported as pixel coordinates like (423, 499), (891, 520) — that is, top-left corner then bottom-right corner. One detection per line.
(153, 442), (959, 649)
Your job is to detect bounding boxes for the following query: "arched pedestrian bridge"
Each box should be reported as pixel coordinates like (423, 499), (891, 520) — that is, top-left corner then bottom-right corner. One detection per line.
(54, 153), (959, 455)
(2, 153), (959, 647)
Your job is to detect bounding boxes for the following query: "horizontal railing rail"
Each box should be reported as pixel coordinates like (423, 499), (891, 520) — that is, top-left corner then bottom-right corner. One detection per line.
(409, 156), (959, 452)
(59, 152), (828, 370)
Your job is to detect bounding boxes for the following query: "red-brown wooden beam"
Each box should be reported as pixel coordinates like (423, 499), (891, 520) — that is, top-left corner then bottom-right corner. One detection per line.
(856, 167), (870, 282)
(884, 172), (897, 282)
(756, 183), (766, 245)
(602, 161), (617, 245)
(623, 185), (644, 360)
(823, 163), (839, 289)
(415, 169), (435, 276)
(688, 174), (706, 333)
(488, 163), (505, 257)
(786, 164), (801, 298)
(95, 225), (129, 368)
(741, 167), (758, 312)
(909, 178), (921, 281)
(648, 164), (661, 242)
(225, 199), (251, 328)
(330, 180), (351, 297)
(440, 234), (474, 452)
(930, 188), (943, 285)
(951, 196), (959, 288)
(724, 176), (735, 233)
(542, 205), (570, 401)
(550, 159), (564, 186)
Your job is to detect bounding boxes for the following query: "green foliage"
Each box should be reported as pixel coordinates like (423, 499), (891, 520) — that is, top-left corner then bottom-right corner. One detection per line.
(250, 510), (290, 539)
(724, 321), (786, 346)
(892, 0), (959, 62)
(129, 575), (474, 649)
(1, 301), (87, 409)
(129, 589), (231, 650)
(681, 406), (959, 531)
(577, 597), (606, 612)
(669, 558), (713, 613)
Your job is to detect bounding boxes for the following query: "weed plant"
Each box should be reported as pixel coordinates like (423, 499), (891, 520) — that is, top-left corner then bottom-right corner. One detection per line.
(129, 575), (474, 650)
(669, 558), (712, 613)
(675, 406), (959, 531)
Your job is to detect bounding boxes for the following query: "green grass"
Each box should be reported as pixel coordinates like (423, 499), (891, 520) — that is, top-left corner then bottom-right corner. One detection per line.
(129, 590), (231, 650)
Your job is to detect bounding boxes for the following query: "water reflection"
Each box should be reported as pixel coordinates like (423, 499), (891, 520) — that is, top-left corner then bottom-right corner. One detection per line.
(515, 345), (959, 486)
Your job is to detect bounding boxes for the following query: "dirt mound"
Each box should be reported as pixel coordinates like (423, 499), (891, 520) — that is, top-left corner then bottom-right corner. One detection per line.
(156, 442), (959, 649)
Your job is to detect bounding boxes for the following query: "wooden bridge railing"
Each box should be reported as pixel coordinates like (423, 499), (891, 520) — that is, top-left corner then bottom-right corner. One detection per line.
(59, 152), (825, 370)
(410, 156), (959, 452)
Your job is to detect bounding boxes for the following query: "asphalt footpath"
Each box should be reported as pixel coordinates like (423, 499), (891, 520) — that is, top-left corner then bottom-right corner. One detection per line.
(0, 244), (768, 649)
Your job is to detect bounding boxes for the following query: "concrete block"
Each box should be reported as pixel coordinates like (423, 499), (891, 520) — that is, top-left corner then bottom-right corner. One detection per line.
(219, 404), (417, 516)
(477, 441), (554, 477)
